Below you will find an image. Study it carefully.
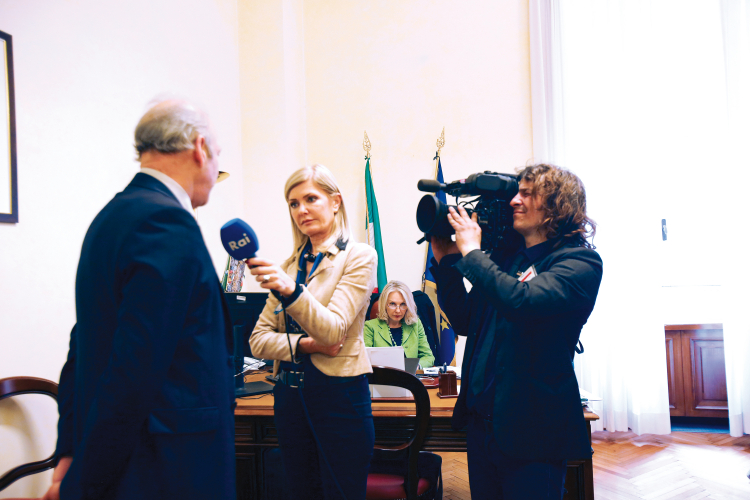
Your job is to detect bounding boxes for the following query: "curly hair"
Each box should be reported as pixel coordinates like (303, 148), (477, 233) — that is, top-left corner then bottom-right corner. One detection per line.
(516, 164), (596, 249)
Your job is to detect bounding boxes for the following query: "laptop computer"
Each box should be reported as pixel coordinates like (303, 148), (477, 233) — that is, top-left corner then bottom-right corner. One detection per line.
(366, 347), (420, 398)
(366, 347), (421, 374)
(404, 357), (420, 375)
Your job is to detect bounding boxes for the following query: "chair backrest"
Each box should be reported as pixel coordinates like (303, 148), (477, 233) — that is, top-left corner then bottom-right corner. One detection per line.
(369, 299), (380, 320)
(0, 376), (59, 492)
(367, 366), (430, 500)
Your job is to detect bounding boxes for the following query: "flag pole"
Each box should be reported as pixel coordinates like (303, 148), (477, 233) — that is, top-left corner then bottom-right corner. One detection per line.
(363, 130), (372, 162)
(435, 127), (445, 166)
(422, 127), (446, 292)
(364, 131), (388, 292)
(421, 127), (456, 365)
(364, 130), (372, 247)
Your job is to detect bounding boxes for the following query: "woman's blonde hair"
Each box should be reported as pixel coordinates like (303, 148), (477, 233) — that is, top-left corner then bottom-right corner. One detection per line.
(378, 280), (418, 325)
(284, 164), (350, 261)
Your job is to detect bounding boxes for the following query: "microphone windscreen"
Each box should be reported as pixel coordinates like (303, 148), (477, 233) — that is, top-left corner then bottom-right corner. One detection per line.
(220, 218), (260, 260)
(417, 179), (445, 193)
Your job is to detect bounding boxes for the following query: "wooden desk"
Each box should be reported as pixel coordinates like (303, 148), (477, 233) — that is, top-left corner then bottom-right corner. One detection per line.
(234, 374), (598, 500)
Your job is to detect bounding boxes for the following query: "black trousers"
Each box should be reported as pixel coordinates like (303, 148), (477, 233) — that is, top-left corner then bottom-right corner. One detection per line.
(273, 362), (374, 500)
(467, 414), (567, 499)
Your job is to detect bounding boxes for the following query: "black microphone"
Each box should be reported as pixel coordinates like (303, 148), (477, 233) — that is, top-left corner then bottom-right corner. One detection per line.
(302, 252), (317, 263)
(417, 179), (446, 192)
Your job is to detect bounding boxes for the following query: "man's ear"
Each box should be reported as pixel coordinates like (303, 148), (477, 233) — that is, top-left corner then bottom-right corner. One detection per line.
(192, 135), (207, 167)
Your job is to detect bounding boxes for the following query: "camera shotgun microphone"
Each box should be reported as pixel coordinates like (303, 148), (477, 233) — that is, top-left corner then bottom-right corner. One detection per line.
(220, 218), (280, 299)
(417, 179), (446, 193)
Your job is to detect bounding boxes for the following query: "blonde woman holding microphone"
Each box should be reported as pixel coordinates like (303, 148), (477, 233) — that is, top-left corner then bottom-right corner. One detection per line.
(248, 164), (377, 500)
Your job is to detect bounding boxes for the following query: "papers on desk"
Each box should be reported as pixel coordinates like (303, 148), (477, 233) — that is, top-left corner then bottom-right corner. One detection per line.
(244, 357), (266, 370)
(366, 347), (408, 398)
(235, 357), (266, 377)
(423, 366), (461, 379)
(579, 388), (602, 408)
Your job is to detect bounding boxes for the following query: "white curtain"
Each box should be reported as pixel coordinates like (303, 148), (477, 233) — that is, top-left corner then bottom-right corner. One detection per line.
(529, 0), (750, 435)
(529, 0), (565, 165)
(719, 0), (750, 437)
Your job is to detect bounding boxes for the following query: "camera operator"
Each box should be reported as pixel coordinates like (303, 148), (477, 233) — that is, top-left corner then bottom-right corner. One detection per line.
(430, 163), (602, 500)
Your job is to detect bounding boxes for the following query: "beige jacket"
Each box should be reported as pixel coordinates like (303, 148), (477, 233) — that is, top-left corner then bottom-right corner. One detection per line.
(249, 238), (377, 377)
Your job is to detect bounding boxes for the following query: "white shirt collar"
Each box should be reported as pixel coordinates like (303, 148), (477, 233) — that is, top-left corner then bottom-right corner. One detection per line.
(139, 168), (194, 215)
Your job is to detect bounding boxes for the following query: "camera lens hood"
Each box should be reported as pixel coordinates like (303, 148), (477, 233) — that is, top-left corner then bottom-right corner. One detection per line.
(416, 194), (455, 237)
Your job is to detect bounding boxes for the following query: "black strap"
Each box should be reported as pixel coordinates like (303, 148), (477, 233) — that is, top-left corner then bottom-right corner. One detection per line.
(575, 340), (584, 354)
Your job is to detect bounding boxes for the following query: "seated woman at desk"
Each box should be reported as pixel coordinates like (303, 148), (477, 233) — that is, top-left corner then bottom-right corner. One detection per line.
(364, 280), (435, 368)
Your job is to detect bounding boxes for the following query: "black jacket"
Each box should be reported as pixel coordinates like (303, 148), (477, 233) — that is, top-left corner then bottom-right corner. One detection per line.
(57, 174), (236, 499)
(433, 243), (602, 460)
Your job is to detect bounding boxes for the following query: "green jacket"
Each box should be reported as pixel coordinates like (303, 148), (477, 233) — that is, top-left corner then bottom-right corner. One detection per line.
(363, 318), (435, 368)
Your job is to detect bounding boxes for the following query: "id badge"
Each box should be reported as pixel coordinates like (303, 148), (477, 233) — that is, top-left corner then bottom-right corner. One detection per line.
(518, 265), (537, 282)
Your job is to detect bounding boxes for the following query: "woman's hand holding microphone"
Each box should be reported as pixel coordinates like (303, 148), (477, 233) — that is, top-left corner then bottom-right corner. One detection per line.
(246, 256), (345, 357)
(246, 257), (297, 296)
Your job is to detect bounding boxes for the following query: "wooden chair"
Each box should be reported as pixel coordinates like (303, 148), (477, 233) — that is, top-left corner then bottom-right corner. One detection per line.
(366, 366), (442, 500)
(369, 297), (380, 320)
(0, 376), (59, 493)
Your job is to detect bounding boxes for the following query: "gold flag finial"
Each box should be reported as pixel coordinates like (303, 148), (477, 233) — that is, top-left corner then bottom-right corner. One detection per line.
(363, 131), (372, 159)
(436, 127), (445, 158)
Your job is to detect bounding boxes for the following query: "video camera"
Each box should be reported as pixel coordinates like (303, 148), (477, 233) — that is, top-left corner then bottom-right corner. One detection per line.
(416, 171), (520, 252)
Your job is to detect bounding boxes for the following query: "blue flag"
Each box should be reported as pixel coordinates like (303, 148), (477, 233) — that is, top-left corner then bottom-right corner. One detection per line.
(422, 157), (456, 366)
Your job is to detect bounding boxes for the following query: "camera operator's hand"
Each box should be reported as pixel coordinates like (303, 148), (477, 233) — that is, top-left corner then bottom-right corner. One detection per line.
(298, 335), (347, 357)
(447, 206), (482, 256)
(246, 257), (297, 297)
(430, 235), (460, 264)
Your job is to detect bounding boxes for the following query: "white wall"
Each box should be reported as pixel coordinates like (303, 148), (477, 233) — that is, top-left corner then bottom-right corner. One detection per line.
(239, 0), (533, 292)
(238, 0), (309, 275)
(0, 0), (243, 496)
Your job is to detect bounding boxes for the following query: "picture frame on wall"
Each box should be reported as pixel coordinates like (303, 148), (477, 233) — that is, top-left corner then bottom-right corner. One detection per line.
(0, 29), (18, 224)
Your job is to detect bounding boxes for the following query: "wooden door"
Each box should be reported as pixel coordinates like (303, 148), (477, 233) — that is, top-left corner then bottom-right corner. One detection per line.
(665, 331), (685, 416)
(681, 328), (728, 417)
(664, 325), (728, 419)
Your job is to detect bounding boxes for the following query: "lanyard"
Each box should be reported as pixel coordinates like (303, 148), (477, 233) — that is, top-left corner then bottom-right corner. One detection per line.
(296, 245), (325, 285)
(285, 245), (323, 337)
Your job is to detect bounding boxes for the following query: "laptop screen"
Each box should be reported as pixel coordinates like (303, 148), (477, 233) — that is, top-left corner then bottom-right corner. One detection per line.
(403, 357), (420, 375)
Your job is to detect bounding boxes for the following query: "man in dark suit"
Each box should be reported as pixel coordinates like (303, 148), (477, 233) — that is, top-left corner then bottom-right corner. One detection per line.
(44, 100), (235, 500)
(431, 164), (603, 500)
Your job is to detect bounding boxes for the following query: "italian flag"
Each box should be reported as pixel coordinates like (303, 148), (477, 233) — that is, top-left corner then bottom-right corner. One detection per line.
(365, 156), (387, 292)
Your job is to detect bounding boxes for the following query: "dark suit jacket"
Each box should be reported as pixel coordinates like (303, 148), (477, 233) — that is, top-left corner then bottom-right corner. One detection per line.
(433, 243), (602, 461)
(56, 173), (235, 500)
